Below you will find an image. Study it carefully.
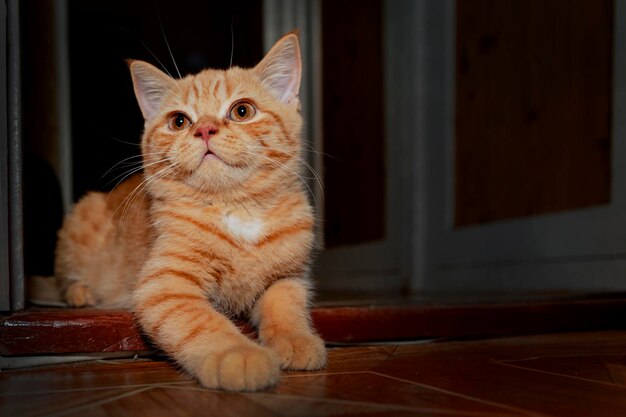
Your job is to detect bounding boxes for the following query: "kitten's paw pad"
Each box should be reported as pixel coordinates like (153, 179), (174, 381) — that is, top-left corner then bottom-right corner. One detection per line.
(198, 344), (280, 391)
(268, 333), (327, 370)
(64, 282), (95, 307)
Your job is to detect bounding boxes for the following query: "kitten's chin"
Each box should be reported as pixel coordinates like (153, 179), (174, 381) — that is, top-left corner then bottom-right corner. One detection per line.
(184, 163), (252, 195)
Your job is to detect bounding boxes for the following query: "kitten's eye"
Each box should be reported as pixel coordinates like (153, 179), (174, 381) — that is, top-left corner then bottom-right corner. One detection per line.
(168, 113), (192, 131)
(229, 101), (256, 122)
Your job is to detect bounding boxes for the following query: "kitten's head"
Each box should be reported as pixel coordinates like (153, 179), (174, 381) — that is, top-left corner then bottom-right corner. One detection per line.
(129, 31), (303, 201)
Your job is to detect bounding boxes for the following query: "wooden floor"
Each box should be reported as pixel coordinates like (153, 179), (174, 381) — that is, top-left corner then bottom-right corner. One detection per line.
(2, 330), (626, 416)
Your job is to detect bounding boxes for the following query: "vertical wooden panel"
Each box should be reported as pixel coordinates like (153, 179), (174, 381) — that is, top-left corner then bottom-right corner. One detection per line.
(455, 0), (613, 227)
(0, 0), (10, 311)
(322, 0), (386, 247)
(7, 0), (24, 311)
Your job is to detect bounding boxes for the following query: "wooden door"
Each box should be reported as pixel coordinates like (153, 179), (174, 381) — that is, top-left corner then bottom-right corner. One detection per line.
(415, 0), (626, 293)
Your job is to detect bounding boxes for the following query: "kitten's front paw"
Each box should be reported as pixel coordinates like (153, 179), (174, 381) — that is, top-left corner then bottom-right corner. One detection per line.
(267, 333), (327, 370)
(198, 343), (280, 391)
(64, 282), (96, 307)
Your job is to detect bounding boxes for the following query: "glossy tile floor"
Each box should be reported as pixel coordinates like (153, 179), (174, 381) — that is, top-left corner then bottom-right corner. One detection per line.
(2, 331), (626, 416)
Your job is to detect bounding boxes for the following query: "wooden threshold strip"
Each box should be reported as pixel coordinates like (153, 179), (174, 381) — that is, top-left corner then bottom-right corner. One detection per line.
(2, 295), (626, 355)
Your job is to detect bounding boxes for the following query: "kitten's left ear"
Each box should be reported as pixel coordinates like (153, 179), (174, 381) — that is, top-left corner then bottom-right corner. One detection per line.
(254, 31), (302, 105)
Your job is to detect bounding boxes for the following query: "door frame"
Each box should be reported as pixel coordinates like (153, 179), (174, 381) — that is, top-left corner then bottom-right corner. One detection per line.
(1, 0), (25, 312)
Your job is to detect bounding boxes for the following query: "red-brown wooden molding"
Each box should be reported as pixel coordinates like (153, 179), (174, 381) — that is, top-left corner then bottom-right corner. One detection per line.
(1, 309), (148, 355)
(2, 296), (626, 355)
(313, 298), (626, 342)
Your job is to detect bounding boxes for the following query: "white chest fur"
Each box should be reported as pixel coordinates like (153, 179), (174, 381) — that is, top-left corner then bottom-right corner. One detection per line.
(222, 213), (265, 244)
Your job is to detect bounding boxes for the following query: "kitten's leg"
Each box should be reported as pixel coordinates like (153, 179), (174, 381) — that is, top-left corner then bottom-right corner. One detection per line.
(63, 281), (96, 307)
(252, 277), (327, 370)
(133, 268), (280, 391)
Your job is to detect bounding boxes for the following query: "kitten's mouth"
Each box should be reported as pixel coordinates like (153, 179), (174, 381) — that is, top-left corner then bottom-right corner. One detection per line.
(204, 150), (222, 162)
(203, 144), (223, 162)
(200, 144), (243, 169)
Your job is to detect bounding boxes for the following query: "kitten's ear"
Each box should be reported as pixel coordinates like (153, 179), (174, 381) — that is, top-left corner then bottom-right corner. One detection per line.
(128, 60), (177, 121)
(254, 31), (302, 105)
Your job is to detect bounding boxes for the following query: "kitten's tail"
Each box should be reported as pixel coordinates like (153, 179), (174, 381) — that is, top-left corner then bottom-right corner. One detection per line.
(27, 275), (68, 307)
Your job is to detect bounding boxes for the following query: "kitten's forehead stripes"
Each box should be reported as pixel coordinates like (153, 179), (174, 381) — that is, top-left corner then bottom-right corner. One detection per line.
(210, 77), (221, 99)
(208, 72), (228, 101)
(191, 77), (202, 100)
(224, 75), (234, 98)
(188, 81), (200, 105)
(174, 71), (248, 123)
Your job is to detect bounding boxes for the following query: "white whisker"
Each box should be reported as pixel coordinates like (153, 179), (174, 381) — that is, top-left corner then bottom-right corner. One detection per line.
(156, 3), (181, 79)
(229, 16), (235, 69)
(255, 152), (318, 207)
(102, 152), (166, 179)
(264, 144), (325, 198)
(113, 162), (179, 225)
(105, 157), (171, 194)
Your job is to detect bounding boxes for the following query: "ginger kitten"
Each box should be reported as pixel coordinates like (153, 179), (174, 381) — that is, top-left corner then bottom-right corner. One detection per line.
(54, 32), (326, 391)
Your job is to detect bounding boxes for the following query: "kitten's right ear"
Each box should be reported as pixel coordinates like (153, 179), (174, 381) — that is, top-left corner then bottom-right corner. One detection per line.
(128, 60), (177, 121)
(254, 31), (302, 105)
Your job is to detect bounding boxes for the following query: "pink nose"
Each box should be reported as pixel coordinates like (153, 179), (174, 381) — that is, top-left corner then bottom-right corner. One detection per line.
(194, 124), (219, 141)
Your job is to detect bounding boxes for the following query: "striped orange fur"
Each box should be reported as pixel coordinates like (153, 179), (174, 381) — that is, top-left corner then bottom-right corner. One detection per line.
(54, 31), (326, 391)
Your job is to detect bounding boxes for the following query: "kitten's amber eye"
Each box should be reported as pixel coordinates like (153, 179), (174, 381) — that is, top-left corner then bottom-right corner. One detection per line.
(229, 101), (256, 122)
(168, 113), (192, 130)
